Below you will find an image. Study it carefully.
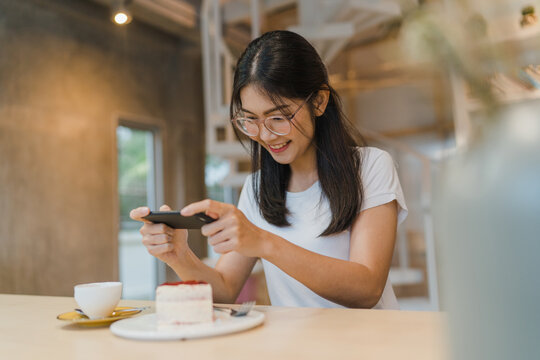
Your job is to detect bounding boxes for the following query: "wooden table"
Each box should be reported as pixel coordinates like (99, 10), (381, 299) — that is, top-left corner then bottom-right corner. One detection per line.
(0, 294), (447, 360)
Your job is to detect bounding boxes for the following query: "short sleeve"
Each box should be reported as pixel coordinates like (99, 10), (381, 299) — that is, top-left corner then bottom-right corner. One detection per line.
(360, 148), (408, 225)
(237, 174), (258, 224)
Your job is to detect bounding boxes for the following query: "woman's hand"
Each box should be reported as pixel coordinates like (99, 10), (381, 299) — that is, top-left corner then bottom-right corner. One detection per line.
(181, 199), (268, 258)
(129, 205), (189, 267)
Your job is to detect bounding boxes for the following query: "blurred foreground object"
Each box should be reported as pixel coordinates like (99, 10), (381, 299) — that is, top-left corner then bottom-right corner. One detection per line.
(437, 104), (540, 360)
(401, 1), (540, 359)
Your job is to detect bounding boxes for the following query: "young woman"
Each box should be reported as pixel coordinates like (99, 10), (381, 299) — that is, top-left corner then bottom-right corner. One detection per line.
(130, 30), (407, 309)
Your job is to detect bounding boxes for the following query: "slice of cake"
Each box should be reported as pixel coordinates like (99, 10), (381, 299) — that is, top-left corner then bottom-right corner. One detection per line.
(156, 281), (213, 327)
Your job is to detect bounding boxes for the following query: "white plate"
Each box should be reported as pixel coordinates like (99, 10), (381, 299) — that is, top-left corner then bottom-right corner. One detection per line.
(110, 310), (265, 341)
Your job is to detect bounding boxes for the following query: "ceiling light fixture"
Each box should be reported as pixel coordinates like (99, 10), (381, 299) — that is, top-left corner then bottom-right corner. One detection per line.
(112, 0), (133, 26)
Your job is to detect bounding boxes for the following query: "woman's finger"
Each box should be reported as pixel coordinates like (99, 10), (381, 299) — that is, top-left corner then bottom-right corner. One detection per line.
(207, 227), (234, 247)
(212, 239), (236, 254)
(142, 233), (171, 247)
(200, 217), (227, 237)
(181, 199), (224, 219)
(129, 207), (151, 222)
(142, 223), (174, 236)
(140, 222), (173, 236)
(159, 204), (172, 211)
(147, 243), (174, 256)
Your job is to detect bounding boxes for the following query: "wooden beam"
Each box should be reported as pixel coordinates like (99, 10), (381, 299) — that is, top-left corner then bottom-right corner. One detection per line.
(349, 0), (401, 17)
(223, 0), (295, 24)
(288, 22), (355, 40)
(363, 123), (454, 139)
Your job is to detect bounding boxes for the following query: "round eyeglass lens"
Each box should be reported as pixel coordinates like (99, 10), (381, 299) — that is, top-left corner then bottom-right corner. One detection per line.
(266, 116), (290, 135)
(235, 118), (259, 136)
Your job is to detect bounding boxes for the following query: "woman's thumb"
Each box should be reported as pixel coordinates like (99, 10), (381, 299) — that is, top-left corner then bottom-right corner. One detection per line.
(159, 204), (172, 211)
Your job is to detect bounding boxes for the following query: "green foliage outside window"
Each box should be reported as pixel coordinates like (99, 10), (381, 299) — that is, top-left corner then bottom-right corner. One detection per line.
(117, 126), (149, 228)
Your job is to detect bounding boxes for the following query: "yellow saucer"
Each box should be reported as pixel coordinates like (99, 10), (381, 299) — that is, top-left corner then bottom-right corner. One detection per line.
(57, 307), (143, 326)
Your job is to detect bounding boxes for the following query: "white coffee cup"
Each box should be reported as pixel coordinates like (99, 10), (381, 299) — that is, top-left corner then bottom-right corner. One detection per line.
(74, 282), (122, 319)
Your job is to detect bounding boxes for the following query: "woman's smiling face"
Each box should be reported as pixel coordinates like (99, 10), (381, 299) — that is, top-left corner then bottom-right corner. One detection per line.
(239, 85), (316, 168)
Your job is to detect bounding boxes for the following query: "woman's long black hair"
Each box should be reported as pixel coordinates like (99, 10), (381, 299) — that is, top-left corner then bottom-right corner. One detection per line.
(230, 30), (366, 236)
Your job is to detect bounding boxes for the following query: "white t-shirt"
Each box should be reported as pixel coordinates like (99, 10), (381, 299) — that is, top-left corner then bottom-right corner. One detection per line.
(237, 147), (408, 309)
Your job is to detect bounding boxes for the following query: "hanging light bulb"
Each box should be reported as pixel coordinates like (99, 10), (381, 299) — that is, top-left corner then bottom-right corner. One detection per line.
(112, 0), (132, 25)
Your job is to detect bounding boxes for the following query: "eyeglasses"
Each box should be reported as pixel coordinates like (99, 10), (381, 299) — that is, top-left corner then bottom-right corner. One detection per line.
(232, 93), (313, 137)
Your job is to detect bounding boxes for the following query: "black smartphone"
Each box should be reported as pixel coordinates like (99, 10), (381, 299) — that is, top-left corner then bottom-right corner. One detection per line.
(142, 211), (216, 229)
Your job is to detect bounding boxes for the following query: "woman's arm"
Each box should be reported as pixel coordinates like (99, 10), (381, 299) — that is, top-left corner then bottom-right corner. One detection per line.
(263, 201), (398, 308)
(130, 205), (257, 304)
(182, 199), (398, 308)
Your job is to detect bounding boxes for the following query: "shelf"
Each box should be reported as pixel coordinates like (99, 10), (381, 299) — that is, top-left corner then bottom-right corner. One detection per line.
(397, 297), (433, 311)
(467, 89), (540, 112)
(482, 9), (540, 46)
(489, 24), (540, 46)
(206, 142), (249, 159)
(220, 172), (250, 187)
(389, 267), (424, 286)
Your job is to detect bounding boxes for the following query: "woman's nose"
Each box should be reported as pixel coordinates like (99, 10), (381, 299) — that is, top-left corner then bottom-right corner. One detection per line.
(258, 123), (278, 142)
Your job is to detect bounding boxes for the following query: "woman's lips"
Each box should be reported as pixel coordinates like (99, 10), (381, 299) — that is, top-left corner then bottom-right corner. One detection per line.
(268, 141), (291, 153)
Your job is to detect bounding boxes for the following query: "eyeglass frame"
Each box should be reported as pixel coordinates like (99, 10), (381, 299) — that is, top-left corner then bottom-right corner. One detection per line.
(231, 92), (314, 137)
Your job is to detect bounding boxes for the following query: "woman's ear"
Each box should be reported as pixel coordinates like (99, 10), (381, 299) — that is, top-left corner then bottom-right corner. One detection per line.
(313, 89), (330, 117)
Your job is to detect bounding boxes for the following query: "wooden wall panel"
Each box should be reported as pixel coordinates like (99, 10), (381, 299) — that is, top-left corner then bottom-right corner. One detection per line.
(0, 0), (206, 295)
(0, 107), (117, 295)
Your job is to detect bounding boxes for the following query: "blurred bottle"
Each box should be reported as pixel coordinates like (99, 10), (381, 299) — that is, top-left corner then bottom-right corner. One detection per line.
(436, 103), (540, 359)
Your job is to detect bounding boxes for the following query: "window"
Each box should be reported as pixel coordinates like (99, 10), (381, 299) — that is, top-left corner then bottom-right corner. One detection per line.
(116, 123), (164, 299)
